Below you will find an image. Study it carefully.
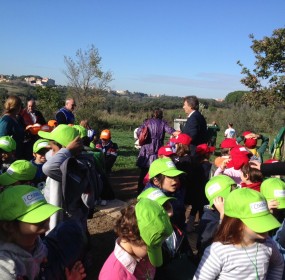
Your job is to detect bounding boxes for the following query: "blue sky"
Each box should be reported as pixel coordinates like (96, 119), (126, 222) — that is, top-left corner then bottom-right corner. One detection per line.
(1, 1), (284, 99)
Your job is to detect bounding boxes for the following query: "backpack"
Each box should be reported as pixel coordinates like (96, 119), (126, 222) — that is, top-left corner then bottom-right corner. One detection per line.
(60, 153), (103, 216)
(138, 120), (150, 146)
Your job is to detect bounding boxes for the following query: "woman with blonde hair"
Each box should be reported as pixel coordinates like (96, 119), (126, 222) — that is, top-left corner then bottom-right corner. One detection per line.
(0, 96), (25, 158)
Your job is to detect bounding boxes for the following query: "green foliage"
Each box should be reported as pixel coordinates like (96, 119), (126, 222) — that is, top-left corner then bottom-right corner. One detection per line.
(238, 27), (285, 108)
(34, 87), (65, 120)
(224, 91), (248, 104)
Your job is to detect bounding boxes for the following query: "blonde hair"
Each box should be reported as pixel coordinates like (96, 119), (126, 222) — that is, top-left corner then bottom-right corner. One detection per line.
(4, 96), (22, 114)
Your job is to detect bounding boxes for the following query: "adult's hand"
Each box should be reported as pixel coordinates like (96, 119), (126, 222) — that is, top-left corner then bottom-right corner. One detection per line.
(172, 130), (181, 137)
(249, 160), (261, 170)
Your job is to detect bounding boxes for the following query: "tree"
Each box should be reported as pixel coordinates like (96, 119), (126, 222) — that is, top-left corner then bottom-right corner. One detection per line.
(63, 45), (113, 99)
(237, 27), (285, 108)
(224, 91), (248, 104)
(34, 87), (65, 120)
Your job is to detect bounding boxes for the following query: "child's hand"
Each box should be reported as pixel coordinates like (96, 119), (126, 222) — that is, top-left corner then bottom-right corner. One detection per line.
(267, 199), (279, 212)
(213, 196), (225, 220)
(220, 158), (230, 171)
(65, 261), (86, 280)
(67, 136), (83, 156)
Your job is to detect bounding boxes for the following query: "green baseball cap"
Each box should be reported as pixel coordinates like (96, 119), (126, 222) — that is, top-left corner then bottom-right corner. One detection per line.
(0, 185), (61, 223)
(135, 198), (173, 267)
(149, 158), (184, 179)
(205, 175), (236, 207)
(138, 187), (175, 206)
(73, 125), (87, 138)
(33, 139), (50, 153)
(225, 188), (280, 233)
(261, 178), (285, 209)
(38, 124), (79, 147)
(0, 136), (16, 152)
(0, 160), (37, 186)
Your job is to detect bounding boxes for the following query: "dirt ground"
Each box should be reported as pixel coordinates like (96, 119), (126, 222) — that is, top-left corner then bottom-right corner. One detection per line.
(85, 169), (139, 279)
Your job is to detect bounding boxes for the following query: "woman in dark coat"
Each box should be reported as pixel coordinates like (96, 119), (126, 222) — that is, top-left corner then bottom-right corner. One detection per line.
(136, 108), (178, 194)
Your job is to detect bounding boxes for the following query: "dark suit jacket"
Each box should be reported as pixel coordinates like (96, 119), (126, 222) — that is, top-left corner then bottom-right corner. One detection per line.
(182, 110), (208, 154)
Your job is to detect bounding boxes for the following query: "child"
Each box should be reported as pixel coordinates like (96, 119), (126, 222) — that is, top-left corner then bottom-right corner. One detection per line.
(0, 185), (86, 279)
(214, 138), (237, 168)
(214, 146), (252, 185)
(237, 131), (269, 162)
(185, 144), (215, 232)
(138, 187), (196, 278)
(96, 129), (118, 175)
(144, 158), (186, 229)
(262, 179), (285, 279)
(31, 138), (50, 189)
(194, 188), (284, 279)
(260, 177), (285, 223)
(99, 198), (173, 279)
(138, 187), (174, 217)
(0, 135), (16, 173)
(142, 145), (175, 186)
(240, 162), (264, 192)
(197, 175), (237, 257)
(0, 159), (37, 186)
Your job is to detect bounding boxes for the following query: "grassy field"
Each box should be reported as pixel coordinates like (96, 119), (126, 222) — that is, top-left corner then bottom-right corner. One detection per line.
(111, 128), (272, 171)
(111, 129), (139, 171)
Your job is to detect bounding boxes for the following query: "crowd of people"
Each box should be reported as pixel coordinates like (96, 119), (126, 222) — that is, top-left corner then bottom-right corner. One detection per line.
(1, 93), (285, 279)
(126, 95), (285, 279)
(0, 95), (118, 279)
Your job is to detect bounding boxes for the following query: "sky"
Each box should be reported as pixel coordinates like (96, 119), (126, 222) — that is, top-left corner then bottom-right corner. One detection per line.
(1, 1), (284, 99)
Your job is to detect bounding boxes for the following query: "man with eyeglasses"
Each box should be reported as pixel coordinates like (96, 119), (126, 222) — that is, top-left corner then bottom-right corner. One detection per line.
(55, 98), (76, 125)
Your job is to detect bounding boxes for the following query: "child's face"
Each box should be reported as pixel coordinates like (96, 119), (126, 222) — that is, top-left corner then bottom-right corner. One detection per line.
(131, 243), (148, 259)
(34, 149), (48, 164)
(161, 176), (180, 193)
(242, 224), (268, 245)
(11, 218), (50, 250)
(240, 171), (249, 183)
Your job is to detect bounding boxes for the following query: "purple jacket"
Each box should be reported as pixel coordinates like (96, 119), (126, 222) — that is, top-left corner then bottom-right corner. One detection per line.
(136, 118), (175, 168)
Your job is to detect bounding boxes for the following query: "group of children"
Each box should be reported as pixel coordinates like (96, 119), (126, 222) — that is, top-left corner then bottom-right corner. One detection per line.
(0, 119), (121, 279)
(2, 116), (285, 279)
(98, 129), (285, 279)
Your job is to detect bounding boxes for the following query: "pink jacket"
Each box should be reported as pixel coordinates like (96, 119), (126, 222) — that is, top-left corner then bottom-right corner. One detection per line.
(214, 167), (242, 185)
(99, 239), (155, 280)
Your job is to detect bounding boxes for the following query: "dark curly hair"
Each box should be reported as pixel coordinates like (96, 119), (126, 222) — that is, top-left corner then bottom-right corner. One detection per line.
(114, 201), (145, 247)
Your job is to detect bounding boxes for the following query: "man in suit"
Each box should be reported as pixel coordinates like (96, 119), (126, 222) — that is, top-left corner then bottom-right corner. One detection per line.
(182, 96), (208, 155)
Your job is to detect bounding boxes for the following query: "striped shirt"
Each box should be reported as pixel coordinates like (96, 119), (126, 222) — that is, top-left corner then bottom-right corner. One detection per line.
(194, 239), (284, 280)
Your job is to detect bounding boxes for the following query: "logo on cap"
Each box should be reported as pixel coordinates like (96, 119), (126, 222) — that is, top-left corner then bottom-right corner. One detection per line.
(274, 190), (285, 198)
(166, 161), (175, 168)
(147, 190), (165, 200)
(22, 191), (44, 206)
(207, 183), (222, 195)
(250, 201), (267, 214)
